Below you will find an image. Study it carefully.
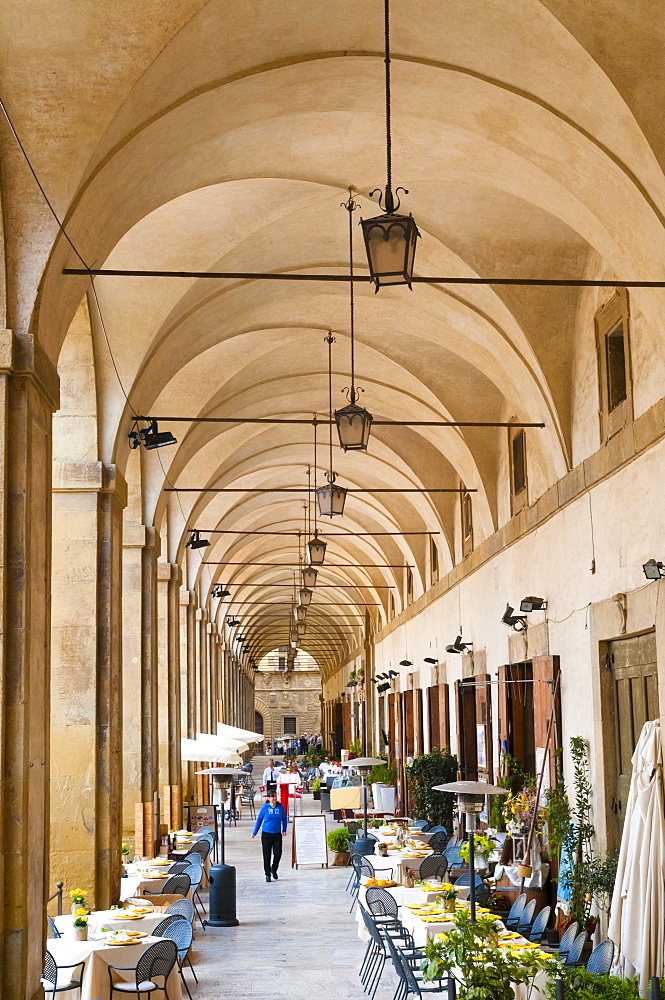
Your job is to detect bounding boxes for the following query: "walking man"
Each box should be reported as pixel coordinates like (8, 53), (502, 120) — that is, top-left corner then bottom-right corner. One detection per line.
(262, 758), (279, 793)
(252, 790), (288, 881)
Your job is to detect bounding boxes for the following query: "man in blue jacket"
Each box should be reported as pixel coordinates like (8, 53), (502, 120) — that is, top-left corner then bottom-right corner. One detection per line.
(252, 790), (288, 881)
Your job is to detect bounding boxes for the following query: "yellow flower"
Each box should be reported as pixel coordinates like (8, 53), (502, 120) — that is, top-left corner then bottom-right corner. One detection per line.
(75, 908), (88, 916)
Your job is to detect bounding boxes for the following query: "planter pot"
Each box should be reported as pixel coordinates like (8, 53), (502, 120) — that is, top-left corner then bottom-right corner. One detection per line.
(516, 864), (533, 878)
(444, 900), (457, 913)
(313, 790), (321, 800)
(73, 926), (88, 942)
(332, 851), (349, 867)
(71, 903), (88, 915)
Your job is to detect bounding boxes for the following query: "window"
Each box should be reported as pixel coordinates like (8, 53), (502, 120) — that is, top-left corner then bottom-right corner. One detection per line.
(283, 716), (297, 735)
(430, 538), (439, 583)
(406, 567), (413, 604)
(278, 655), (285, 671)
(461, 485), (473, 557)
(596, 289), (632, 442)
(509, 426), (528, 515)
(389, 592), (396, 619)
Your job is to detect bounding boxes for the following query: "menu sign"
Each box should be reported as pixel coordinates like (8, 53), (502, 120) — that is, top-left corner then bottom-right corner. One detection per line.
(291, 815), (328, 869)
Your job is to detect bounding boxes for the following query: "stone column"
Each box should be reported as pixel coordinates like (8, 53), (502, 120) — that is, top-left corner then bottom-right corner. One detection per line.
(157, 562), (182, 831)
(51, 461), (126, 910)
(196, 608), (208, 734)
(122, 524), (160, 854)
(0, 332), (59, 1000)
(180, 590), (196, 806)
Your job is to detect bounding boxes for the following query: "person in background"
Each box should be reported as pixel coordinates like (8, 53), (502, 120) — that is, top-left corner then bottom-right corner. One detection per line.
(299, 734), (308, 755)
(262, 759), (279, 793)
(252, 789), (288, 881)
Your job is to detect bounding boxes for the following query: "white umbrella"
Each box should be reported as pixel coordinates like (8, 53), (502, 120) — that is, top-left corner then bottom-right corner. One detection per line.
(217, 722), (263, 742)
(608, 718), (664, 994)
(180, 737), (242, 764)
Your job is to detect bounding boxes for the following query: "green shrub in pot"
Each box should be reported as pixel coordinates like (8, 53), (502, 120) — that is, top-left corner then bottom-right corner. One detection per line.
(327, 827), (351, 853)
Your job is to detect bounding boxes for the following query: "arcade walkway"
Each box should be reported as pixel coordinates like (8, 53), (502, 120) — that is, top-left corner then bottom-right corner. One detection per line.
(192, 780), (381, 1000)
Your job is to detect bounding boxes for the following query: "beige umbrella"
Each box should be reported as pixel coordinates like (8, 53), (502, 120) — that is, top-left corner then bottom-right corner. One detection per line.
(608, 719), (664, 994)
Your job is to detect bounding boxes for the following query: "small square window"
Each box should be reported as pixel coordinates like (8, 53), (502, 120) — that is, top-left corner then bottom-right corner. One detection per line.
(283, 716), (297, 735)
(509, 426), (528, 515)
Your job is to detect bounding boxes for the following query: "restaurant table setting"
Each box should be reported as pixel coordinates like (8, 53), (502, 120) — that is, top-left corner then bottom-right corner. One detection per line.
(355, 880), (460, 942)
(119, 859), (179, 901)
(46, 932), (182, 1000)
(55, 905), (166, 937)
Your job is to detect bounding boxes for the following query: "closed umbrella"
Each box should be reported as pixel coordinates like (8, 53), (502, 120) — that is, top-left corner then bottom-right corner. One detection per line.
(608, 719), (664, 994)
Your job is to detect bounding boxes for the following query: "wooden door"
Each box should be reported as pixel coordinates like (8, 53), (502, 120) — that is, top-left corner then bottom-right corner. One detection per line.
(439, 683), (451, 750)
(475, 673), (493, 780)
(455, 679), (477, 779)
(342, 700), (352, 749)
(532, 656), (561, 789)
(333, 702), (343, 758)
(404, 690), (415, 756)
(428, 685), (440, 749)
(608, 632), (658, 846)
(416, 689), (425, 755)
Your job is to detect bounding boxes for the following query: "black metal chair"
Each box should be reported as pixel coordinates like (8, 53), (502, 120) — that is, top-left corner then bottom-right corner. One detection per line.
(46, 914), (61, 939)
(428, 833), (447, 854)
(167, 862), (190, 875)
(107, 938), (178, 1000)
(161, 918), (197, 1000)
(384, 934), (450, 1000)
(358, 905), (424, 1000)
(365, 887), (404, 935)
(143, 873), (191, 898)
(505, 892), (528, 930)
(556, 921), (579, 962)
(564, 931), (588, 967)
(418, 856), (448, 882)
(528, 906), (551, 943)
(42, 952), (85, 1000)
(475, 883), (492, 907)
(183, 863), (206, 929)
(185, 840), (210, 863)
(152, 914), (186, 936)
(165, 899), (195, 924)
(586, 939), (614, 975)
(361, 857), (394, 882)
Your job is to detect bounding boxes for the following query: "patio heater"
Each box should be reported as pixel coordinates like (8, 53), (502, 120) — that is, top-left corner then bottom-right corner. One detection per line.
(432, 779), (505, 922)
(350, 757), (386, 855)
(195, 767), (244, 927)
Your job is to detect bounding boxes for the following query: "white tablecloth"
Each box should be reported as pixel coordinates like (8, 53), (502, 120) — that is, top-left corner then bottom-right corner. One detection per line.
(46, 935), (182, 1000)
(370, 849), (433, 877)
(55, 909), (165, 937)
(355, 884), (455, 942)
(494, 863), (550, 889)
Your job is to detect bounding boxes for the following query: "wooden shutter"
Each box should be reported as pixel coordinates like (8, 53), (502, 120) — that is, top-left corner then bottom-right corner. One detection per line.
(416, 689), (425, 755)
(455, 680), (477, 779)
(428, 685), (440, 749)
(532, 656), (561, 788)
(439, 683), (451, 750)
(404, 690), (415, 756)
(333, 702), (343, 758)
(342, 700), (352, 749)
(497, 664), (510, 769)
(475, 673), (493, 780)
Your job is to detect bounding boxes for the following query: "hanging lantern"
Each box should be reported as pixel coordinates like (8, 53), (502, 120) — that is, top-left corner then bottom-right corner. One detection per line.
(361, 209), (419, 290)
(296, 621), (306, 635)
(307, 533), (327, 566)
(296, 606), (307, 623)
(299, 587), (312, 607)
(316, 480), (347, 518)
(335, 397), (373, 451)
(302, 566), (318, 589)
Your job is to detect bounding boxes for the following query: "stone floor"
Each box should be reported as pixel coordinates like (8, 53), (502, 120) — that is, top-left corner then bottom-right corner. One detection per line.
(190, 780), (397, 1000)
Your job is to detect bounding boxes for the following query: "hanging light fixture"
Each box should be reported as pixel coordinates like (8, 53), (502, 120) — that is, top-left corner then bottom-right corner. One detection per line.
(360, 0), (420, 289)
(296, 606), (307, 623)
(302, 566), (318, 589)
(296, 621), (307, 636)
(186, 529), (210, 550)
(299, 587), (313, 607)
(307, 531), (326, 566)
(316, 333), (348, 517)
(334, 190), (373, 452)
(129, 418), (177, 451)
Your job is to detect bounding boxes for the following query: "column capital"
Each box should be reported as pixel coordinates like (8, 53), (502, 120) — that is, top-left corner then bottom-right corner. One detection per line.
(52, 461), (128, 506)
(179, 587), (194, 606)
(0, 329), (60, 410)
(196, 607), (207, 622)
(123, 524), (160, 554)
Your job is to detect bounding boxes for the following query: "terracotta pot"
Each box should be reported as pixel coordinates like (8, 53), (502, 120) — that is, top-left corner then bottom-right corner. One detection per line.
(332, 851), (349, 867)
(445, 900), (456, 913)
(73, 926), (88, 941)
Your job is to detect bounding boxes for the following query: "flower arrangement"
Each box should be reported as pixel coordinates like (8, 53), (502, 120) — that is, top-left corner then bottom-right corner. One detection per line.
(459, 833), (496, 862)
(72, 909), (89, 928)
(69, 888), (88, 910)
(121, 842), (130, 858)
(440, 885), (459, 901)
(503, 791), (529, 825)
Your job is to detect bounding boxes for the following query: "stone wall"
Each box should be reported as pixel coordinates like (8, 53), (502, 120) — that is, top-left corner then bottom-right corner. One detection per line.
(254, 662), (322, 747)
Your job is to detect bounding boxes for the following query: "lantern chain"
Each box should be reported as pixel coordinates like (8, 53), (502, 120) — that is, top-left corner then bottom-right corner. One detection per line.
(384, 0), (392, 204)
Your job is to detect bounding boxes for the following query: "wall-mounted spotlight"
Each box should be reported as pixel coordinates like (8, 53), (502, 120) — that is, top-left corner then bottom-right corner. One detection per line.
(227, 618), (240, 627)
(519, 596), (547, 612)
(186, 529), (209, 550)
(370, 677), (379, 684)
(377, 681), (391, 693)
(387, 670), (399, 678)
(212, 584), (230, 598)
(399, 659), (412, 667)
(423, 657), (438, 664)
(445, 634), (472, 654)
(643, 559), (665, 581)
(236, 635), (246, 642)
(501, 604), (527, 631)
(129, 419), (177, 451)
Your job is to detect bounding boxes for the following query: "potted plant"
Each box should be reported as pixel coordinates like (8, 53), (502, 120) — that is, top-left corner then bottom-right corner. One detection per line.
(545, 965), (640, 1000)
(422, 909), (551, 1000)
(406, 748), (458, 830)
(459, 833), (496, 872)
(72, 910), (89, 941)
(69, 888), (88, 915)
(441, 886), (459, 912)
(311, 779), (321, 800)
(327, 826), (351, 866)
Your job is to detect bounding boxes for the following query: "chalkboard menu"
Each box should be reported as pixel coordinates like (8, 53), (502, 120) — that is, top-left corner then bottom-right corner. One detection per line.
(291, 815), (328, 869)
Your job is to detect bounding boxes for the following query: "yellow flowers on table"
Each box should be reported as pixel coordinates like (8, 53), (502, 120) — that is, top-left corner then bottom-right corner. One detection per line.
(72, 909), (89, 929)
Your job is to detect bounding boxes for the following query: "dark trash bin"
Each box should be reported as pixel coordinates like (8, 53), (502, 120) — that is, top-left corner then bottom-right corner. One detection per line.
(206, 863), (239, 927)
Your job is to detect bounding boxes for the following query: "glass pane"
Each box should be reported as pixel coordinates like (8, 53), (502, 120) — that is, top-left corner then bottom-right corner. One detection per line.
(606, 321), (627, 411)
(462, 492), (473, 538)
(511, 431), (526, 495)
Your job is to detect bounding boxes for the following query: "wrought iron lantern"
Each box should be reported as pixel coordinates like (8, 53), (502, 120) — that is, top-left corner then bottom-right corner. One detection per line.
(307, 532), (327, 565)
(299, 587), (312, 607)
(316, 476), (347, 517)
(296, 621), (306, 636)
(302, 566), (318, 589)
(296, 605), (307, 623)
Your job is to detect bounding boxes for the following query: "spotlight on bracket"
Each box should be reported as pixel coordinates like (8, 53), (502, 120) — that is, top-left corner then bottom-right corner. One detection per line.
(423, 657), (438, 664)
(227, 618), (240, 627)
(643, 559), (665, 581)
(377, 682), (391, 693)
(129, 419), (177, 451)
(445, 634), (472, 654)
(236, 635), (246, 642)
(502, 604), (527, 631)
(399, 659), (412, 667)
(387, 670), (399, 678)
(186, 529), (209, 550)
(519, 596), (547, 613)
(212, 584), (230, 599)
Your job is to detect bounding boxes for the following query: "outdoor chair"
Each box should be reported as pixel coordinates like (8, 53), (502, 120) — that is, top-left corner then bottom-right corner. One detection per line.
(167, 862), (191, 875)
(107, 938), (178, 1000)
(185, 840), (210, 863)
(555, 921), (579, 962)
(418, 856), (448, 882)
(143, 873), (191, 899)
(152, 914), (186, 936)
(165, 899), (195, 924)
(454, 872), (485, 888)
(410, 820), (428, 830)
(362, 857), (394, 882)
(365, 887), (406, 936)
(384, 934), (450, 1000)
(183, 863), (206, 929)
(42, 952), (85, 1000)
(193, 826), (213, 838)
(241, 785), (257, 819)
(427, 825), (447, 837)
(564, 931), (588, 967)
(428, 833), (447, 854)
(586, 940), (614, 975)
(46, 914), (61, 939)
(347, 849), (361, 891)
(442, 842), (463, 864)
(515, 899), (537, 936)
(505, 893), (528, 930)
(349, 855), (364, 909)
(359, 905), (424, 1000)
(161, 916), (197, 1000)
(475, 884), (492, 907)
(527, 905), (551, 943)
